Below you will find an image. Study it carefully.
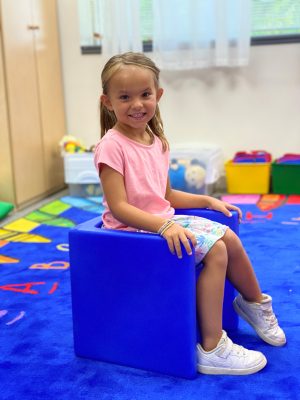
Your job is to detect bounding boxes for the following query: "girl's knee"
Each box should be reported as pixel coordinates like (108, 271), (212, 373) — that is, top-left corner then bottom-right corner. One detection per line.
(223, 228), (247, 261)
(204, 239), (228, 266)
(223, 228), (242, 248)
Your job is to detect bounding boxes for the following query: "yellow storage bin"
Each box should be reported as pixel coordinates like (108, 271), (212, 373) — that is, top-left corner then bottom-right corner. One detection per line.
(225, 161), (271, 194)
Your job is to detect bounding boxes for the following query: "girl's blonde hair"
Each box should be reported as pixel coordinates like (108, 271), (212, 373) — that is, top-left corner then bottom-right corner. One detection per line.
(100, 52), (169, 151)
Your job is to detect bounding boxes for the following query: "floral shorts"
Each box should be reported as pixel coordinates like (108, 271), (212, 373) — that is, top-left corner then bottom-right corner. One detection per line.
(172, 215), (228, 266)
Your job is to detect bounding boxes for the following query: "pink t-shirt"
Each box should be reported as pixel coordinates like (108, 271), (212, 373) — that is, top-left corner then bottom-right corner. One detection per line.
(94, 129), (174, 230)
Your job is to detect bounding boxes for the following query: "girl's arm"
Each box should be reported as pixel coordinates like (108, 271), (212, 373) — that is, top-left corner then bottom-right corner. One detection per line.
(165, 178), (242, 220)
(100, 164), (164, 232)
(100, 164), (196, 258)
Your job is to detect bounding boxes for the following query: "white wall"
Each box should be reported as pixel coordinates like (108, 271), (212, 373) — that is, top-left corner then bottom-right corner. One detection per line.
(57, 1), (300, 160)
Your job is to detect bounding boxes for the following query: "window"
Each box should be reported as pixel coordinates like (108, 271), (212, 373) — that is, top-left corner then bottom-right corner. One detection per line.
(140, 0), (153, 51)
(251, 0), (300, 44)
(77, 0), (103, 54)
(78, 0), (300, 54)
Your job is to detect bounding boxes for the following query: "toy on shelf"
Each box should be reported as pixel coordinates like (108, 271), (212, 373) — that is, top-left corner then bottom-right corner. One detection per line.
(59, 135), (92, 154)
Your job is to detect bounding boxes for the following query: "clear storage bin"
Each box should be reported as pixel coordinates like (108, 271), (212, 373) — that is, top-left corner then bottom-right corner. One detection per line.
(169, 144), (224, 195)
(63, 153), (102, 196)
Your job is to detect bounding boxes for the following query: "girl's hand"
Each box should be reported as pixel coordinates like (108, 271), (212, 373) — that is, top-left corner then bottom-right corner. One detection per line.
(161, 223), (197, 259)
(206, 197), (243, 222)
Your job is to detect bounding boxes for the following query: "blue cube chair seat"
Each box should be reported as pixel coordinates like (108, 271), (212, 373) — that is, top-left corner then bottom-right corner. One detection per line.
(69, 208), (239, 379)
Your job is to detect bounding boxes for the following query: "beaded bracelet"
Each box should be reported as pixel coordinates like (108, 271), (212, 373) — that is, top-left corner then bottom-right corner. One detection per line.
(157, 219), (175, 236)
(160, 221), (175, 236)
(157, 219), (172, 235)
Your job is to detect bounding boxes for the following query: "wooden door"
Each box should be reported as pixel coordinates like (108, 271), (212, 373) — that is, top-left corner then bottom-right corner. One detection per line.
(1, 0), (46, 205)
(0, 25), (14, 203)
(32, 0), (66, 191)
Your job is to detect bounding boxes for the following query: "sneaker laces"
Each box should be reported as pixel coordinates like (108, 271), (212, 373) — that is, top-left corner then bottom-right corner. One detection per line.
(217, 335), (246, 358)
(231, 343), (247, 357)
(261, 305), (278, 329)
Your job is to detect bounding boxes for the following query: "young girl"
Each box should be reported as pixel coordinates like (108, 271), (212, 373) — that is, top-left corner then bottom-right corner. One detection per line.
(94, 52), (286, 375)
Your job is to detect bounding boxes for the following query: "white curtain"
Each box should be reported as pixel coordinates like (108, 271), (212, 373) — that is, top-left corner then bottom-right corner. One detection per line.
(152, 0), (252, 70)
(102, 0), (143, 55)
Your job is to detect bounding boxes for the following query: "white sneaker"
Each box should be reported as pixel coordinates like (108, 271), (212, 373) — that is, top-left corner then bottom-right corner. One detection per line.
(233, 293), (286, 346)
(197, 331), (267, 375)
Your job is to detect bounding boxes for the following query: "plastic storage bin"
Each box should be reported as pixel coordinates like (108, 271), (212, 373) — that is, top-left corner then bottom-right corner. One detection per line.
(271, 163), (300, 194)
(169, 144), (224, 195)
(63, 153), (102, 196)
(225, 161), (271, 194)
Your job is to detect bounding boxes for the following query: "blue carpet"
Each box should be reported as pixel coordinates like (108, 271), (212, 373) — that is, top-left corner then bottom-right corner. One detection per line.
(0, 196), (299, 399)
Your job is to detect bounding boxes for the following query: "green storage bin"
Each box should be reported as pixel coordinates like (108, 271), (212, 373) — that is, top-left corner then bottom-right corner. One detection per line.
(272, 163), (300, 194)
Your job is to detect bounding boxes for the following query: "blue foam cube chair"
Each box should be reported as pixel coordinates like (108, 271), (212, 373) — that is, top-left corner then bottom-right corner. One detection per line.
(69, 208), (239, 379)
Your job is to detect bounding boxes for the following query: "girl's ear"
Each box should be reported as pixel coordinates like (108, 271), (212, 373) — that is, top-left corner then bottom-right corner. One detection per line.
(101, 94), (113, 111)
(156, 87), (164, 102)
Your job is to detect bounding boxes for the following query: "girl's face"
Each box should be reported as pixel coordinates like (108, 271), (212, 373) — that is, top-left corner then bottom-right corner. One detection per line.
(101, 65), (163, 134)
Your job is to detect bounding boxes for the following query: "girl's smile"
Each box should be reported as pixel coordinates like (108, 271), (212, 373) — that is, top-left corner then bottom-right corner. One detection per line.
(128, 112), (146, 121)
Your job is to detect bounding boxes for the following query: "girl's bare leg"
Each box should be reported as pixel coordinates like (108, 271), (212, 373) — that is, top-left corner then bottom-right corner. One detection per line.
(222, 229), (263, 303)
(197, 240), (228, 351)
